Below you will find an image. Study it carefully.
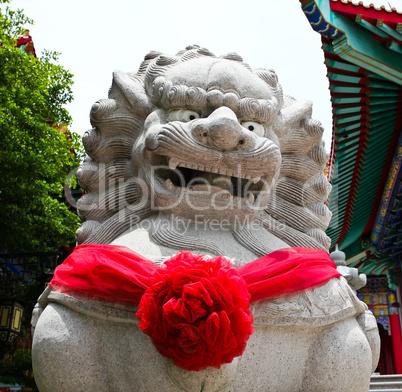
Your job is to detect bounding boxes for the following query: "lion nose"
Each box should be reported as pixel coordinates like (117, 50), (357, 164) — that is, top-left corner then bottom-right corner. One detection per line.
(192, 107), (253, 151)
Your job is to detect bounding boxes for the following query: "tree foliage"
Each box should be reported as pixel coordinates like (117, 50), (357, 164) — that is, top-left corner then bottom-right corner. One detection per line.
(0, 1), (83, 254)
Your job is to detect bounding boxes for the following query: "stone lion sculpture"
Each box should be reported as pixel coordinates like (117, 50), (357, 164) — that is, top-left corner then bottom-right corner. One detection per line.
(32, 46), (380, 392)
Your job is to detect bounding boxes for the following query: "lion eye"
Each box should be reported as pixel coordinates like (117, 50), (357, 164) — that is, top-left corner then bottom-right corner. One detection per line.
(241, 121), (265, 137)
(168, 110), (200, 122)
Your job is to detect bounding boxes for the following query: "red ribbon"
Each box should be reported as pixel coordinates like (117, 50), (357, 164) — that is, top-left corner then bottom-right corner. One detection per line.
(49, 244), (340, 305)
(48, 244), (340, 371)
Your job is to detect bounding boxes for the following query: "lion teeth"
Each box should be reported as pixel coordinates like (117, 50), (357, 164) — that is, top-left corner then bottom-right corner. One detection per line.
(164, 155), (262, 188)
(168, 158), (180, 170)
(165, 178), (175, 190)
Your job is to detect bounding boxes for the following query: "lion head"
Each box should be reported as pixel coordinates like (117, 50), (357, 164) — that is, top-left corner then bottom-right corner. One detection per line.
(76, 46), (332, 258)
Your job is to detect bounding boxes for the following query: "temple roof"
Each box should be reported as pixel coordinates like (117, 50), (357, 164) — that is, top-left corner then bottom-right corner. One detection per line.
(301, 0), (402, 288)
(331, 0), (402, 16)
(331, 0), (402, 55)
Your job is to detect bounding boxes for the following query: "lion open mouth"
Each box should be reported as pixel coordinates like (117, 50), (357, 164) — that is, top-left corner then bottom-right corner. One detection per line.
(148, 153), (268, 206)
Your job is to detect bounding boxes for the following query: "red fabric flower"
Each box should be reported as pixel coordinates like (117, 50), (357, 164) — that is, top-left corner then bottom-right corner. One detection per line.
(137, 251), (254, 371)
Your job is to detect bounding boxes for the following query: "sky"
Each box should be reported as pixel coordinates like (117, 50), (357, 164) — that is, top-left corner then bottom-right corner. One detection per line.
(7, 0), (402, 150)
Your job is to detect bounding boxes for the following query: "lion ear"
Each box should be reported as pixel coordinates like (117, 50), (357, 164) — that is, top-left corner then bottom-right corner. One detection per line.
(274, 99), (313, 138)
(109, 71), (153, 117)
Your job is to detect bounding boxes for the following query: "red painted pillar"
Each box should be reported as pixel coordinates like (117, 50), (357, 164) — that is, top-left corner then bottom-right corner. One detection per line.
(389, 314), (402, 374)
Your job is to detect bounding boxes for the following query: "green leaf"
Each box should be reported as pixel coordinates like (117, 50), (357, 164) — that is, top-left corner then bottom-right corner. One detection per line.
(0, 1), (84, 254)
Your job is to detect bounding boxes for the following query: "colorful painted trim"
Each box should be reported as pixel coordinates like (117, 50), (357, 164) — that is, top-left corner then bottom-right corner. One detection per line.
(330, 0), (402, 22)
(333, 35), (402, 85)
(302, 0), (344, 40)
(371, 133), (402, 244)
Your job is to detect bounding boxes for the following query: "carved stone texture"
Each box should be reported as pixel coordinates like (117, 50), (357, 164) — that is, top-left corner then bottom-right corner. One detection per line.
(32, 46), (379, 392)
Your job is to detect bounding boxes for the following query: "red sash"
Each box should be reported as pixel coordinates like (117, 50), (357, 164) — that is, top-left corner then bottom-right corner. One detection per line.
(49, 244), (340, 305)
(48, 244), (341, 371)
